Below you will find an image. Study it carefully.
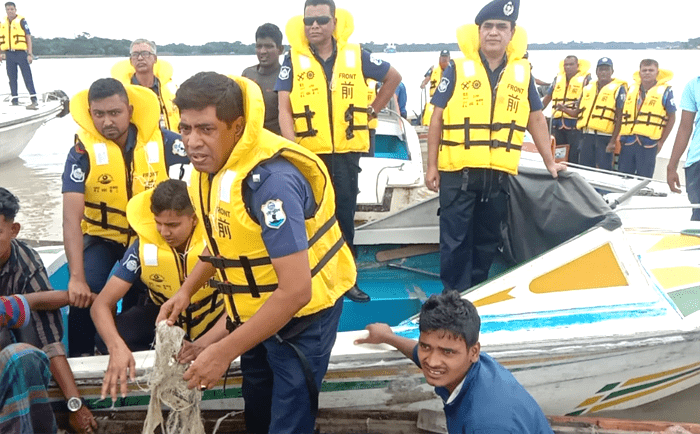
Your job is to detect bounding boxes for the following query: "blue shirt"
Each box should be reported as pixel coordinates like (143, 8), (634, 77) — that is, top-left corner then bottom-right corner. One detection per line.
(413, 347), (553, 434)
(114, 239), (142, 283)
(243, 157), (316, 259)
(679, 77), (700, 167)
(395, 82), (407, 118)
(274, 40), (391, 92)
(430, 53), (543, 112)
(620, 85), (676, 147)
(61, 126), (189, 194)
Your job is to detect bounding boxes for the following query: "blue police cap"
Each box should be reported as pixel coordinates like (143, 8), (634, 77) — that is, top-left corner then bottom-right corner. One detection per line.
(475, 0), (519, 25)
(597, 57), (613, 68)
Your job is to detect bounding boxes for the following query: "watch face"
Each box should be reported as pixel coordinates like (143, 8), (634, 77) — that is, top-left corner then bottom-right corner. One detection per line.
(67, 397), (82, 412)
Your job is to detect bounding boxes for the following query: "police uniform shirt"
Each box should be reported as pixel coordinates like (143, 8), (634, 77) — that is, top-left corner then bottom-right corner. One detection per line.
(113, 239), (143, 283)
(430, 52), (543, 112)
(61, 126), (189, 194)
(131, 74), (161, 97)
(243, 156), (316, 259)
(274, 39), (391, 93)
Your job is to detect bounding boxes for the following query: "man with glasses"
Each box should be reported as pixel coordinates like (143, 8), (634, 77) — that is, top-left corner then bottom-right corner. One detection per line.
(276, 0), (402, 303)
(112, 39), (180, 132)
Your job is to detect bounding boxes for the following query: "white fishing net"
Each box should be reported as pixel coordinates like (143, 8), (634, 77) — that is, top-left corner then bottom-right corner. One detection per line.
(142, 321), (205, 434)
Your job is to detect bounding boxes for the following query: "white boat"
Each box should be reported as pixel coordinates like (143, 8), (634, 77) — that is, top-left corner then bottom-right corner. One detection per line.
(33, 144), (700, 432)
(356, 100), (433, 224)
(0, 90), (70, 165)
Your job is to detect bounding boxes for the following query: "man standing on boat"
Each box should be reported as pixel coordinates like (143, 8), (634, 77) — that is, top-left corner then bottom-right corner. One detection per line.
(111, 39), (180, 132)
(618, 59), (676, 178)
(0, 188), (98, 434)
(667, 75), (700, 220)
(420, 50), (452, 126)
(575, 57), (628, 171)
(242, 23), (284, 135)
(542, 55), (591, 163)
(425, 0), (566, 293)
(61, 78), (189, 357)
(276, 0), (403, 303)
(0, 2), (38, 109)
(356, 291), (553, 433)
(156, 72), (356, 434)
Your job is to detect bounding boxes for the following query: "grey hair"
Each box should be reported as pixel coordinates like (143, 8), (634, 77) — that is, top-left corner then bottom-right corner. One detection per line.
(130, 38), (157, 55)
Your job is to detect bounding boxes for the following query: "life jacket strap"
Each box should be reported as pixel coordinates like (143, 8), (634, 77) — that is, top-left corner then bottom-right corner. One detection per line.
(344, 104), (369, 140)
(293, 105), (318, 138)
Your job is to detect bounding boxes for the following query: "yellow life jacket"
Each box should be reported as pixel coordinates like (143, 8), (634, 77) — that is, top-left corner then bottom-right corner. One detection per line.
(286, 9), (370, 154)
(111, 59), (180, 132)
(428, 63), (444, 97)
(70, 85), (169, 246)
(189, 77), (355, 324)
(438, 24), (530, 175)
(0, 15), (27, 51)
(576, 78), (627, 133)
(551, 58), (591, 120)
(620, 69), (673, 140)
(126, 189), (224, 340)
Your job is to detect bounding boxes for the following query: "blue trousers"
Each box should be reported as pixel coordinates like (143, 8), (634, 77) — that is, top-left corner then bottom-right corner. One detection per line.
(68, 235), (137, 357)
(319, 152), (361, 254)
(579, 132), (614, 171)
(438, 169), (507, 292)
(686, 161), (700, 221)
(5, 50), (37, 103)
(553, 128), (582, 164)
(618, 139), (657, 178)
(240, 299), (343, 434)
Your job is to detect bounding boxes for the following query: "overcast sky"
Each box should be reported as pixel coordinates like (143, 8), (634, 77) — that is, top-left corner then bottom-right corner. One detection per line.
(20, 0), (699, 47)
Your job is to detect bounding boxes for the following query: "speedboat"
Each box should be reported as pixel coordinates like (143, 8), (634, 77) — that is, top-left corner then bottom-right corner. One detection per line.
(0, 90), (70, 165)
(37, 142), (700, 430)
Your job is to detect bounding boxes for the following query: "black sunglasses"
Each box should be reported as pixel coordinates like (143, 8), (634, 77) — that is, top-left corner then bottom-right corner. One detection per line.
(303, 16), (332, 26)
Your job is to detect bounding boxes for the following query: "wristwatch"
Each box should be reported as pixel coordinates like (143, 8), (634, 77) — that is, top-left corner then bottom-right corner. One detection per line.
(67, 396), (83, 412)
(367, 105), (377, 119)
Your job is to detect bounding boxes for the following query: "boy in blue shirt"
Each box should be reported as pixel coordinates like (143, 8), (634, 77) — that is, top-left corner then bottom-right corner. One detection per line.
(356, 290), (553, 434)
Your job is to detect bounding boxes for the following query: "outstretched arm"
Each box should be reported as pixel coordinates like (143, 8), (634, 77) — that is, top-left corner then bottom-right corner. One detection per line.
(354, 323), (417, 360)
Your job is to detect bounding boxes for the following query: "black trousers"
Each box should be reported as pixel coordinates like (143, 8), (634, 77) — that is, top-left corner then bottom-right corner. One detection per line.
(318, 152), (361, 254)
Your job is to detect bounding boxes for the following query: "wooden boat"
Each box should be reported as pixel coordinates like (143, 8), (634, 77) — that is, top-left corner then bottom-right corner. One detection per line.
(37, 148), (700, 429)
(0, 90), (70, 165)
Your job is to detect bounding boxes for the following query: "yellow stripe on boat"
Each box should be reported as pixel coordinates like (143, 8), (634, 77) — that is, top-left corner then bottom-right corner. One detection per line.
(647, 234), (700, 253)
(651, 267), (700, 290)
(473, 287), (515, 307)
(530, 244), (628, 293)
(622, 361), (700, 387)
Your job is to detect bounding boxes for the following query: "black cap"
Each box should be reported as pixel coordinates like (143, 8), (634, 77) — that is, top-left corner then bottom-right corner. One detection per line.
(440, 50), (450, 57)
(597, 57), (613, 68)
(475, 0), (519, 25)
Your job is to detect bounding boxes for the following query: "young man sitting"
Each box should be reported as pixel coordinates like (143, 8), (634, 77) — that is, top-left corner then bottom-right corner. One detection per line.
(356, 291), (553, 434)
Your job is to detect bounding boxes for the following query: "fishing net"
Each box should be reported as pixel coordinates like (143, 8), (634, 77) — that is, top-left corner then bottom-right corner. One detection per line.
(142, 321), (205, 434)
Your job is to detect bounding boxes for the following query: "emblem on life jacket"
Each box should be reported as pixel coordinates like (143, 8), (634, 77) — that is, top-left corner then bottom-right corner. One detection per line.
(150, 274), (165, 283)
(473, 80), (482, 90)
(307, 71), (315, 80)
(262, 199), (286, 229)
(98, 174), (113, 185)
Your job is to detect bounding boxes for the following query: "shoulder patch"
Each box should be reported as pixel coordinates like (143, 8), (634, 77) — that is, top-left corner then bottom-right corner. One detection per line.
(262, 199), (286, 230)
(279, 66), (291, 80)
(70, 164), (85, 183)
(124, 253), (140, 272)
(172, 139), (187, 157)
(437, 77), (450, 93)
(369, 53), (383, 66)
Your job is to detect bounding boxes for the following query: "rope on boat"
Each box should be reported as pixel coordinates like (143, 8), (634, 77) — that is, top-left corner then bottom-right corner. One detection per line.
(142, 321), (205, 434)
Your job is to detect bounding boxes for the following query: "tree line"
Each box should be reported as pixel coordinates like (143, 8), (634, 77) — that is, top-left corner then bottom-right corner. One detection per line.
(32, 35), (699, 57)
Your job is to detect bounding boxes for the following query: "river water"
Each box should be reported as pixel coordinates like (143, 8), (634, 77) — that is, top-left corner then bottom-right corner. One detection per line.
(1, 50), (699, 423)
